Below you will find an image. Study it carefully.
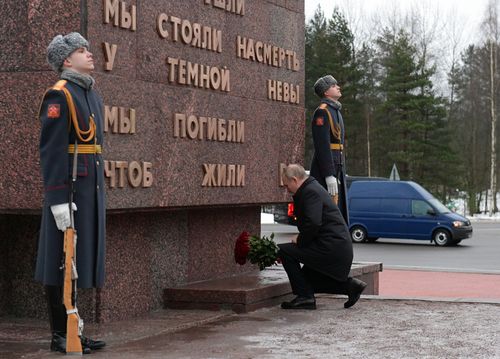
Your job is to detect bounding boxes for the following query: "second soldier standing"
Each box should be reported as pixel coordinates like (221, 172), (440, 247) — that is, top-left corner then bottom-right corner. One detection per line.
(310, 75), (349, 225)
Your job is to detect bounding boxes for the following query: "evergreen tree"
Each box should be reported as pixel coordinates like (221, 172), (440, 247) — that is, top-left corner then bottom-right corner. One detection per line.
(355, 42), (380, 176)
(304, 7), (328, 169)
(373, 29), (459, 198)
(304, 7), (361, 172)
(302, 5), (499, 210)
(448, 45), (497, 213)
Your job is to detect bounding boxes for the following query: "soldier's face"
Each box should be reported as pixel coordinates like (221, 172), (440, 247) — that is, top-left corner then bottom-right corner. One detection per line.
(63, 47), (94, 74)
(325, 84), (341, 100)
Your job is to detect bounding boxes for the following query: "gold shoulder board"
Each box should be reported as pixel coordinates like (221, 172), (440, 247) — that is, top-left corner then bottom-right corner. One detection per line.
(52, 80), (68, 91)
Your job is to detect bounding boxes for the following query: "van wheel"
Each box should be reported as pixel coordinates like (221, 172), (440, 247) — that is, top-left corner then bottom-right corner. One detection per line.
(350, 226), (367, 243)
(433, 229), (451, 246)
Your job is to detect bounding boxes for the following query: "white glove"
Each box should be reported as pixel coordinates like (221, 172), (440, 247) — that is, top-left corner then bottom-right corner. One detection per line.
(325, 176), (338, 196)
(50, 202), (77, 232)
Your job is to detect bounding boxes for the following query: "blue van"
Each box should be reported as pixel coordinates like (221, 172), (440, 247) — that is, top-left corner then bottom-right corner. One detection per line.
(348, 181), (472, 246)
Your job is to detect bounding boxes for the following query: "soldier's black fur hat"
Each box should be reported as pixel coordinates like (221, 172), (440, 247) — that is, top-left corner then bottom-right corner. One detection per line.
(313, 75), (338, 97)
(47, 32), (89, 73)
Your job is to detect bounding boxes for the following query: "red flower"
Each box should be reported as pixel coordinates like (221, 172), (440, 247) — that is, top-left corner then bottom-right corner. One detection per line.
(234, 231), (280, 270)
(234, 231), (250, 265)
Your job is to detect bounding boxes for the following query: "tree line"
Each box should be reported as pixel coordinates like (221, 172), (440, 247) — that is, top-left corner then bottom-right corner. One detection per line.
(304, 4), (499, 215)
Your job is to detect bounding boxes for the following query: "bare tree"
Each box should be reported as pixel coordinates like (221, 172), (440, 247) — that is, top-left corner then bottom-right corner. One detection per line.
(482, 0), (499, 214)
(445, 7), (471, 110)
(408, 0), (444, 69)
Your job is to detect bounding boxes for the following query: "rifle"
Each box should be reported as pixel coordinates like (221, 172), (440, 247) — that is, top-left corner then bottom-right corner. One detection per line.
(63, 141), (83, 355)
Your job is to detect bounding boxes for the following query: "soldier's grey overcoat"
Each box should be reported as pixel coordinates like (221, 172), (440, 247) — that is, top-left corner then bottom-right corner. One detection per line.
(35, 79), (106, 289)
(310, 98), (349, 224)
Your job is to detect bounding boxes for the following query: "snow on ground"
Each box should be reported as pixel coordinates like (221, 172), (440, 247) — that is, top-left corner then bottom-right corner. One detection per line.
(260, 212), (275, 224)
(468, 212), (500, 222)
(451, 193), (500, 221)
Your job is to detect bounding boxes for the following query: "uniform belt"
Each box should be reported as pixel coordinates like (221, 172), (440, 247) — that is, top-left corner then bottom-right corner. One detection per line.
(330, 143), (343, 150)
(68, 144), (102, 154)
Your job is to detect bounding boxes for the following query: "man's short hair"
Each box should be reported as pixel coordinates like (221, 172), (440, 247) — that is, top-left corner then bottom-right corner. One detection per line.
(283, 164), (307, 180)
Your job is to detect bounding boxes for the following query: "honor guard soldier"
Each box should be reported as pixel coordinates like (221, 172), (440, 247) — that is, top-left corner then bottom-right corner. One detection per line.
(310, 75), (349, 225)
(35, 32), (106, 354)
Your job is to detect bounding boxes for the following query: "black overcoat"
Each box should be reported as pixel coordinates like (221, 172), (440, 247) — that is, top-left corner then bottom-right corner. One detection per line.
(310, 99), (349, 224)
(35, 79), (106, 289)
(281, 177), (353, 282)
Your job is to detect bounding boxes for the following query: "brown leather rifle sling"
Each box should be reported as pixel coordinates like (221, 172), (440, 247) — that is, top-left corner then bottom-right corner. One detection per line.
(62, 147), (84, 353)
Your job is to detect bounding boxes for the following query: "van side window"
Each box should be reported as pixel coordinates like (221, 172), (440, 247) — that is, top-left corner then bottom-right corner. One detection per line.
(412, 200), (433, 216)
(350, 198), (379, 211)
(379, 199), (409, 213)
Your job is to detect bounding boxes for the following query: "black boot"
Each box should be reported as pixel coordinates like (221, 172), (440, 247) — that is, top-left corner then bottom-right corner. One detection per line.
(46, 285), (67, 352)
(81, 336), (106, 350)
(46, 286), (91, 354)
(50, 332), (92, 354)
(50, 332), (67, 353)
(344, 278), (367, 308)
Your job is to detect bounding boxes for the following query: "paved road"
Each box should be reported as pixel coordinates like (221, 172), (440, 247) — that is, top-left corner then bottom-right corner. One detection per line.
(262, 222), (500, 273)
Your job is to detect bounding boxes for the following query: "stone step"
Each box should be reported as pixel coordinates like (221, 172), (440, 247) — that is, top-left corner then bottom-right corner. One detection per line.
(164, 262), (382, 313)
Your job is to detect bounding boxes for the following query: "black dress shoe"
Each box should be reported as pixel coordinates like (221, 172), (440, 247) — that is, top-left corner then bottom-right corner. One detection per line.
(50, 332), (92, 354)
(344, 278), (367, 308)
(81, 335), (106, 350)
(281, 296), (316, 310)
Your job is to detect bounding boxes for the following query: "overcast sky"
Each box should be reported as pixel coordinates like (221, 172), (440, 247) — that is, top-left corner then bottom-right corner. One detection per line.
(305, 0), (491, 45)
(305, 0), (488, 25)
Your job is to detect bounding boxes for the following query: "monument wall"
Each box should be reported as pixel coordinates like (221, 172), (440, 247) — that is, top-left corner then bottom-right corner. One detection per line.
(0, 0), (305, 321)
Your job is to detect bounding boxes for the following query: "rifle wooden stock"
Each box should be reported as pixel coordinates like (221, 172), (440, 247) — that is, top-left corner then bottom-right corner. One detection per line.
(332, 194), (339, 205)
(63, 227), (83, 355)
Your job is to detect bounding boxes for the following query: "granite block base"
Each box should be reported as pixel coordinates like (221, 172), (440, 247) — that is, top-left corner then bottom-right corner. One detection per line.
(164, 262), (383, 313)
(0, 206), (260, 323)
(165, 268), (293, 313)
(349, 262), (383, 295)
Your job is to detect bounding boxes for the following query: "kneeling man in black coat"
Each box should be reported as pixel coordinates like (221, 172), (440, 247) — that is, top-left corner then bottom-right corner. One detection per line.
(279, 164), (366, 309)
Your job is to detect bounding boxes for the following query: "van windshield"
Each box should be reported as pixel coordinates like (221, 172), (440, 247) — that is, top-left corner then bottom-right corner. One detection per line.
(428, 198), (451, 214)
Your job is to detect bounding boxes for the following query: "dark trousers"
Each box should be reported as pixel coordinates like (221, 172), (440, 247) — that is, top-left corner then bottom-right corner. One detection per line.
(315, 164), (349, 225)
(45, 285), (67, 334)
(279, 248), (349, 298)
(335, 165), (349, 226)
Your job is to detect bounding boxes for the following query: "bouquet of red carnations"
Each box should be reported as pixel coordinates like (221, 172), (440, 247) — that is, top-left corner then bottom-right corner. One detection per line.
(234, 231), (279, 270)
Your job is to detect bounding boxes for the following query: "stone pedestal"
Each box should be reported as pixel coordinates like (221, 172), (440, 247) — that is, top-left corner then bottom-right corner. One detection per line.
(0, 0), (304, 322)
(164, 263), (383, 313)
(0, 207), (260, 322)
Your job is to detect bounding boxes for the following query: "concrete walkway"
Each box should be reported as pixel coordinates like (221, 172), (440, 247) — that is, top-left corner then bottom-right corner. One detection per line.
(2, 269), (500, 358)
(1, 297), (500, 359)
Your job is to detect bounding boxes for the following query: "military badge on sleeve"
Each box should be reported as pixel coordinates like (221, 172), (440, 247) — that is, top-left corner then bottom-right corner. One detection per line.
(47, 104), (60, 118)
(315, 117), (324, 126)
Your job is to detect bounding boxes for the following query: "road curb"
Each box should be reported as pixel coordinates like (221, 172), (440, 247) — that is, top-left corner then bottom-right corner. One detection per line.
(316, 294), (500, 305)
(383, 265), (500, 275)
